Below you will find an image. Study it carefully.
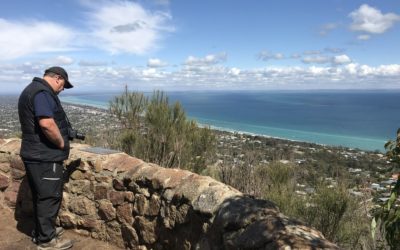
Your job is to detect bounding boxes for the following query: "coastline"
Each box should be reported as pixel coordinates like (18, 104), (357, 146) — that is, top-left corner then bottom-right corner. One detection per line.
(62, 100), (381, 153)
(60, 91), (392, 152)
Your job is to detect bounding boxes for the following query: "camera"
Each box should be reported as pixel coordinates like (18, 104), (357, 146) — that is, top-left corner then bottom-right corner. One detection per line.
(68, 128), (85, 141)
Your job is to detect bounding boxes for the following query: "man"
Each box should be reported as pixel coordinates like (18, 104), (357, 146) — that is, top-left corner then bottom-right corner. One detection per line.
(18, 66), (74, 250)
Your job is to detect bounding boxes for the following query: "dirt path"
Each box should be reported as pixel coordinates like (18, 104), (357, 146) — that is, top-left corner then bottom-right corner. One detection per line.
(0, 207), (121, 250)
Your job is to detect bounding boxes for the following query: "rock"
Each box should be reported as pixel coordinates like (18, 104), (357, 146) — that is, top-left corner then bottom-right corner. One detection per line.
(61, 192), (70, 211)
(0, 173), (9, 190)
(10, 157), (25, 171)
(109, 191), (125, 206)
(121, 224), (139, 249)
(78, 217), (102, 232)
(106, 221), (125, 248)
(147, 194), (161, 216)
(91, 221), (108, 241)
(192, 183), (242, 215)
(133, 194), (148, 216)
(125, 192), (135, 202)
(103, 154), (144, 173)
(0, 153), (10, 163)
(94, 184), (109, 200)
(125, 164), (159, 185)
(73, 229), (91, 237)
(95, 175), (113, 184)
(160, 205), (177, 229)
(59, 211), (76, 228)
(77, 161), (91, 172)
(175, 204), (191, 225)
(3, 181), (21, 208)
(277, 222), (339, 249)
(70, 170), (85, 180)
(68, 196), (97, 216)
(0, 139), (20, 154)
(93, 160), (103, 173)
(0, 162), (10, 173)
(113, 178), (126, 191)
(152, 168), (193, 189)
(98, 200), (116, 221)
(162, 189), (176, 202)
(173, 175), (217, 205)
(10, 156), (25, 180)
(215, 196), (279, 230)
(10, 168), (25, 180)
(134, 216), (157, 244)
(128, 181), (150, 197)
(70, 180), (92, 196)
(223, 218), (283, 249)
(117, 203), (133, 224)
(4, 190), (18, 208)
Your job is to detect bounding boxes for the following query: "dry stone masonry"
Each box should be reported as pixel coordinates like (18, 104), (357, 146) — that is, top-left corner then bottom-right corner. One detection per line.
(0, 138), (339, 249)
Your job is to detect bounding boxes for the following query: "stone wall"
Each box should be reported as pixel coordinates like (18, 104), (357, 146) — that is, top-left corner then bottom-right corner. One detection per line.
(0, 138), (339, 250)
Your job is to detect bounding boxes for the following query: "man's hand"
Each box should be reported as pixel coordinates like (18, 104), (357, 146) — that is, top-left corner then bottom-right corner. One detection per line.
(38, 117), (65, 149)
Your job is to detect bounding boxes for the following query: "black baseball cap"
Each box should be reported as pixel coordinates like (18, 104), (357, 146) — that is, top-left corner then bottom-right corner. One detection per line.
(44, 66), (73, 89)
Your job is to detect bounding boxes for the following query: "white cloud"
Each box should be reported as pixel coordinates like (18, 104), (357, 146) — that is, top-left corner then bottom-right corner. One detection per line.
(302, 56), (330, 64)
(147, 58), (168, 68)
(86, 1), (174, 54)
(349, 4), (400, 34)
(300, 54), (351, 65)
(344, 63), (400, 76)
(378, 64), (400, 76)
(79, 60), (108, 67)
(184, 53), (227, 66)
(229, 67), (241, 76)
(74, 63), (400, 90)
(0, 19), (75, 60)
(333, 54), (351, 65)
(309, 66), (328, 75)
(291, 53), (301, 59)
(319, 23), (338, 36)
(303, 50), (322, 55)
(42, 56), (75, 66)
(258, 51), (285, 61)
(142, 68), (159, 77)
(2, 61), (400, 92)
(324, 47), (345, 54)
(345, 63), (358, 75)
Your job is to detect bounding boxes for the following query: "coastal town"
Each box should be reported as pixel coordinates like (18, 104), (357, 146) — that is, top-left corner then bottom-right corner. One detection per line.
(0, 95), (397, 212)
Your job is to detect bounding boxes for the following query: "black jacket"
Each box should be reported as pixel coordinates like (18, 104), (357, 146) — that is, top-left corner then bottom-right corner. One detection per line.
(18, 77), (70, 162)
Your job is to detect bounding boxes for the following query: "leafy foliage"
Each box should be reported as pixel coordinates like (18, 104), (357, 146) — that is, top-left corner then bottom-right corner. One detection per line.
(372, 128), (400, 249)
(108, 89), (216, 173)
(305, 184), (349, 240)
(109, 86), (147, 130)
(214, 153), (374, 249)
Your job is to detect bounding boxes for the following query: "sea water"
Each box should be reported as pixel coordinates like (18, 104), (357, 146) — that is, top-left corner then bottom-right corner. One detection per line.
(60, 90), (400, 152)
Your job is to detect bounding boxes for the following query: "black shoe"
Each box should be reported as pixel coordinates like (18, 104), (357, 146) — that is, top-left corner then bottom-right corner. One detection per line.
(36, 237), (73, 250)
(32, 227), (65, 243)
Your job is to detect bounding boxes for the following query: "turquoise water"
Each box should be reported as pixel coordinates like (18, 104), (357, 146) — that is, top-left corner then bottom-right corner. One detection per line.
(61, 91), (400, 152)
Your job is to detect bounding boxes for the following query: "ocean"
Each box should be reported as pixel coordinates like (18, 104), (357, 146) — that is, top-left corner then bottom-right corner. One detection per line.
(60, 90), (400, 152)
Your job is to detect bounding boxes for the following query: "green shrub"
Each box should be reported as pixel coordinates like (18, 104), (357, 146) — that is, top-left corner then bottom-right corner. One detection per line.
(372, 128), (400, 250)
(108, 89), (216, 173)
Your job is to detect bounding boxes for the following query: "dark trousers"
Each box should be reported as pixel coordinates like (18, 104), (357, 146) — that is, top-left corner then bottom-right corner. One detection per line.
(24, 161), (64, 243)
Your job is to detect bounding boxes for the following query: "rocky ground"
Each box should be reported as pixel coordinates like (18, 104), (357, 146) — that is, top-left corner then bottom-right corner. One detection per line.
(0, 206), (121, 250)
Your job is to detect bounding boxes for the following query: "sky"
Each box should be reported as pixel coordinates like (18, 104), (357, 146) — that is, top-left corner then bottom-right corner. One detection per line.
(0, 0), (399, 93)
